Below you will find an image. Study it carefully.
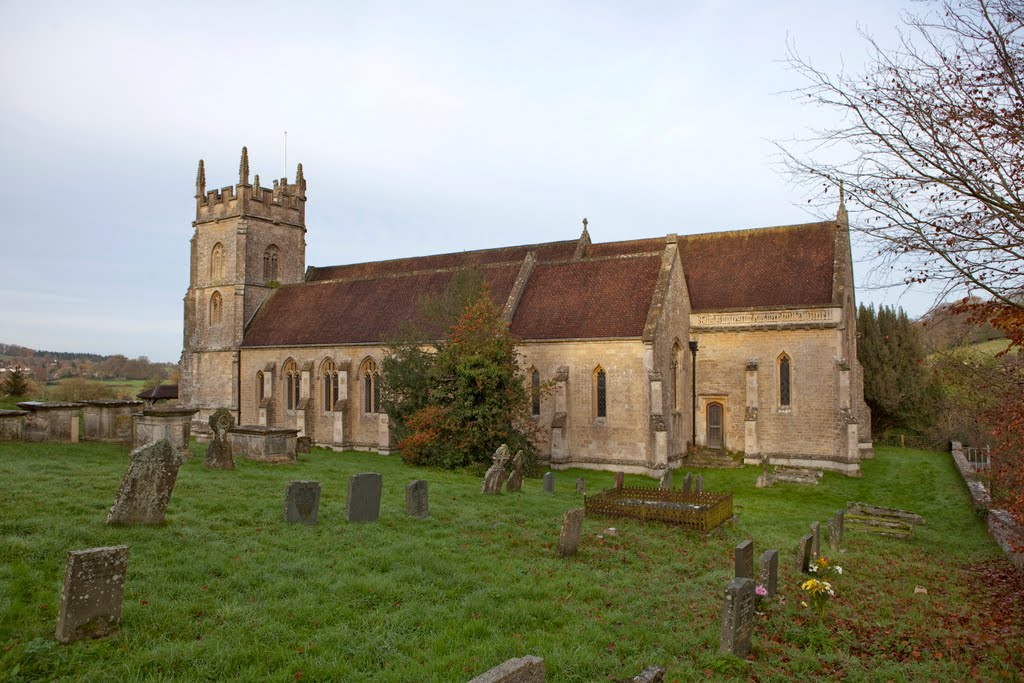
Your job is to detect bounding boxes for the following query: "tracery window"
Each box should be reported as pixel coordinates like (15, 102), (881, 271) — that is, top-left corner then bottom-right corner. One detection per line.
(210, 242), (225, 281)
(209, 291), (223, 325)
(361, 358), (380, 414)
(263, 245), (279, 281)
(594, 366), (607, 419)
(284, 359), (300, 411)
(779, 353), (792, 408)
(322, 359), (339, 412)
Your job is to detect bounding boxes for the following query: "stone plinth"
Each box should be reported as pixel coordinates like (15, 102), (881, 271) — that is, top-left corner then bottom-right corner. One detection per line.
(81, 400), (143, 443)
(0, 409), (28, 441)
(131, 406), (198, 457)
(16, 402), (84, 443)
(228, 425), (299, 463)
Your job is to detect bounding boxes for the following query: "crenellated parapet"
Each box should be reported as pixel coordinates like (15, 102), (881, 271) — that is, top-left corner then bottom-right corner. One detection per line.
(194, 148), (306, 229)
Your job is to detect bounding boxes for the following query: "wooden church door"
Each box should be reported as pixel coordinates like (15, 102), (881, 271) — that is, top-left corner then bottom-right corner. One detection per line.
(706, 402), (724, 449)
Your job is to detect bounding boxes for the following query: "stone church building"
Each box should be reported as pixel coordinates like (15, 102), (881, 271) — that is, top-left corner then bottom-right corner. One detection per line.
(180, 149), (872, 477)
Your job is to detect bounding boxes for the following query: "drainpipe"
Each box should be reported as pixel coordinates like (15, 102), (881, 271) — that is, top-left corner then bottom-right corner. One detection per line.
(688, 340), (698, 448)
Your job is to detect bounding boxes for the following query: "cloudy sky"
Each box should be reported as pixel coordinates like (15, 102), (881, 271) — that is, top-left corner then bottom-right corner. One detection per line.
(0, 0), (927, 363)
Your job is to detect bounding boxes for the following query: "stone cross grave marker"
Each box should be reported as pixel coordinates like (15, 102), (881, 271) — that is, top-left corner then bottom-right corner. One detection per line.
(557, 508), (585, 557)
(467, 655), (545, 682)
(106, 439), (183, 525)
(659, 468), (673, 490)
(284, 481), (320, 525)
(810, 521), (821, 559)
(719, 577), (755, 657)
(695, 475), (704, 493)
(506, 451), (524, 493)
(575, 477), (585, 494)
(797, 533), (813, 573)
(406, 479), (429, 518)
(347, 473), (383, 522)
(615, 471), (624, 489)
(55, 545), (129, 643)
(760, 549), (778, 597)
(683, 473), (692, 493)
(543, 472), (555, 494)
(203, 408), (235, 469)
(734, 540), (754, 579)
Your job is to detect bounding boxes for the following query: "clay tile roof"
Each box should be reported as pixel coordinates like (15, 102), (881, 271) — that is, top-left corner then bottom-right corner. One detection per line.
(676, 222), (836, 311)
(585, 237), (665, 258)
(510, 255), (662, 340)
(136, 384), (178, 400)
(242, 264), (520, 347)
(307, 240), (577, 282)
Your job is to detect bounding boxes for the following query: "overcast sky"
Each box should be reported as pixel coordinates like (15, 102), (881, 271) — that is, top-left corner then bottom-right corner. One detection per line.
(0, 0), (931, 363)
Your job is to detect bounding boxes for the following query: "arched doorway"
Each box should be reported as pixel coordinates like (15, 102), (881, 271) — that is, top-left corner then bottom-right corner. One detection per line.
(706, 402), (724, 449)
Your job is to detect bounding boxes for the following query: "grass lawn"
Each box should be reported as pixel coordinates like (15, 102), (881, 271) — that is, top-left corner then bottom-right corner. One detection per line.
(1, 443), (1021, 682)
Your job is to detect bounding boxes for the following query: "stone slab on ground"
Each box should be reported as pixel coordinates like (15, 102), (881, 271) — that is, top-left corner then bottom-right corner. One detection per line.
(55, 545), (129, 643)
(632, 666), (666, 682)
(467, 655), (545, 682)
(846, 502), (926, 525)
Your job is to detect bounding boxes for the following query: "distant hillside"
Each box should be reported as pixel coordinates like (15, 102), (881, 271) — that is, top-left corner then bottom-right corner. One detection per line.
(0, 343), (176, 383)
(914, 301), (1004, 352)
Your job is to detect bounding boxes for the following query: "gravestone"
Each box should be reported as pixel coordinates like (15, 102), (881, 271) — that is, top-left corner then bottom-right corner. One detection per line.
(760, 549), (778, 597)
(557, 508), (585, 557)
(406, 480), (429, 518)
(203, 408), (235, 470)
(106, 439), (183, 525)
(734, 540), (754, 579)
(828, 516), (841, 552)
(296, 436), (312, 454)
(506, 450), (524, 493)
(347, 473), (383, 522)
(810, 521), (821, 559)
(284, 481), (320, 525)
(543, 472), (555, 494)
(797, 533), (813, 573)
(467, 655), (545, 682)
(576, 478), (585, 495)
(683, 473), (692, 493)
(658, 468), (673, 490)
(615, 471), (625, 489)
(695, 475), (704, 493)
(482, 444), (510, 494)
(632, 666), (666, 683)
(55, 545), (129, 643)
(719, 577), (755, 657)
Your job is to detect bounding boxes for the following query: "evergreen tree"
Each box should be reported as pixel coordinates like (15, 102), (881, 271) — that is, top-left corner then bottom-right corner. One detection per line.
(1, 367), (30, 399)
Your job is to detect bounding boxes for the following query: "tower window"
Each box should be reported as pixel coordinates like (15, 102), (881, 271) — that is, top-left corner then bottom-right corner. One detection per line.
(779, 354), (792, 408)
(210, 242), (225, 281)
(209, 291), (223, 325)
(284, 359), (300, 411)
(530, 368), (540, 417)
(594, 366), (607, 419)
(361, 358), (380, 414)
(263, 245), (279, 281)
(322, 359), (339, 412)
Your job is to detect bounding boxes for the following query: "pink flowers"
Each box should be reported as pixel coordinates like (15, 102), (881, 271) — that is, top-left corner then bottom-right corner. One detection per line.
(755, 584), (768, 597)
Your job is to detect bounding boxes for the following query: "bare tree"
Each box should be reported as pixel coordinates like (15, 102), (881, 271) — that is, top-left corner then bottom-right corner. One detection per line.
(782, 0), (1024, 311)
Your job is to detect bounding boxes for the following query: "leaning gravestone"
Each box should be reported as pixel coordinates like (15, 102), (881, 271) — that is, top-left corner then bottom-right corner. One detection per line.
(467, 655), (545, 682)
(810, 521), (821, 559)
(614, 471), (625, 489)
(760, 549), (778, 597)
(347, 473), (383, 522)
(406, 480), (429, 519)
(203, 408), (235, 470)
(695, 475), (704, 493)
(543, 472), (555, 494)
(719, 577), (755, 657)
(506, 450), (524, 493)
(797, 533), (813, 573)
(55, 545), (129, 643)
(557, 508), (585, 557)
(576, 478), (585, 495)
(284, 481), (320, 525)
(106, 439), (183, 525)
(734, 540), (754, 579)
(658, 468), (673, 490)
(683, 473), (692, 493)
(482, 444), (510, 494)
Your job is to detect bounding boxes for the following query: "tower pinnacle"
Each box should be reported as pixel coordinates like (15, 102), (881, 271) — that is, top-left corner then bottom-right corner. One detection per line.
(195, 159), (206, 198)
(239, 146), (250, 185)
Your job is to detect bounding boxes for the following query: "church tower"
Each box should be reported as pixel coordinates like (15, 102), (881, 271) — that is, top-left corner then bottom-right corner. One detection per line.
(179, 147), (307, 425)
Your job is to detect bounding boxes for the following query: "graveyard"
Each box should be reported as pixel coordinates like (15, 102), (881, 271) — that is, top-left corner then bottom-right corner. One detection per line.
(1, 441), (1022, 682)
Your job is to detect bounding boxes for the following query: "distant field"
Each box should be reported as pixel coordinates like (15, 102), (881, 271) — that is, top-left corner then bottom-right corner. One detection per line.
(45, 378), (150, 400)
(928, 337), (1011, 362)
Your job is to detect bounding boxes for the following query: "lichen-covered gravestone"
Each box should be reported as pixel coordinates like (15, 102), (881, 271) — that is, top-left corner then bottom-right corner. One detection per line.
(203, 408), (235, 470)
(284, 481), (320, 525)
(719, 577), (755, 657)
(575, 477), (585, 494)
(55, 546), (129, 643)
(734, 540), (754, 579)
(347, 473), (383, 522)
(482, 444), (510, 494)
(506, 450), (524, 493)
(556, 508), (585, 557)
(543, 472), (555, 494)
(406, 480), (429, 518)
(760, 549), (779, 597)
(106, 439), (183, 525)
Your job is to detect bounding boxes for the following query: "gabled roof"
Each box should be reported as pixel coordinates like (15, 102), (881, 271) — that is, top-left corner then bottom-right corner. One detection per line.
(137, 384), (178, 400)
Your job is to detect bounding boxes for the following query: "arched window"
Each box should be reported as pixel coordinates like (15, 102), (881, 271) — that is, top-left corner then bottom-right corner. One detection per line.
(263, 245), (279, 281)
(530, 368), (540, 417)
(361, 358), (380, 414)
(594, 366), (607, 419)
(322, 359), (339, 412)
(209, 291), (223, 325)
(671, 341), (682, 411)
(779, 353), (792, 408)
(283, 359), (300, 411)
(210, 242), (225, 281)
(256, 370), (264, 402)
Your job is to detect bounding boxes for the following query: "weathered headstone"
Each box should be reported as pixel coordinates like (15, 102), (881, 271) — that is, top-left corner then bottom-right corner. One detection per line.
(695, 475), (704, 493)
(796, 533), (813, 573)
(346, 473), (383, 522)
(683, 473), (692, 493)
(760, 549), (778, 597)
(755, 454), (772, 488)
(203, 408), (235, 470)
(106, 439), (183, 525)
(719, 577), (755, 657)
(406, 479), (429, 518)
(55, 546), (129, 643)
(658, 468), (673, 490)
(284, 481), (320, 525)
(296, 436), (312, 454)
(557, 508), (585, 557)
(482, 444), (510, 494)
(828, 515), (841, 552)
(576, 477), (585, 494)
(614, 471), (625, 489)
(543, 472), (554, 494)
(734, 539), (754, 579)
(506, 450), (524, 493)
(632, 666), (666, 683)
(467, 655), (545, 682)
(810, 521), (821, 559)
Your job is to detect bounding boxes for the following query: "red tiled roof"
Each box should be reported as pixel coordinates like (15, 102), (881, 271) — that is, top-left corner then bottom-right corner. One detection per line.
(510, 255), (662, 340)
(585, 237), (664, 258)
(676, 222), (836, 311)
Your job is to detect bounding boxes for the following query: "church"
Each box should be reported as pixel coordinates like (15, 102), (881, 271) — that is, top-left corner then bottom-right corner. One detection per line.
(179, 148), (872, 477)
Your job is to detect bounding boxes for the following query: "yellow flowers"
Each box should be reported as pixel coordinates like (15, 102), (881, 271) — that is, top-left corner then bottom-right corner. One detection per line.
(801, 578), (837, 621)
